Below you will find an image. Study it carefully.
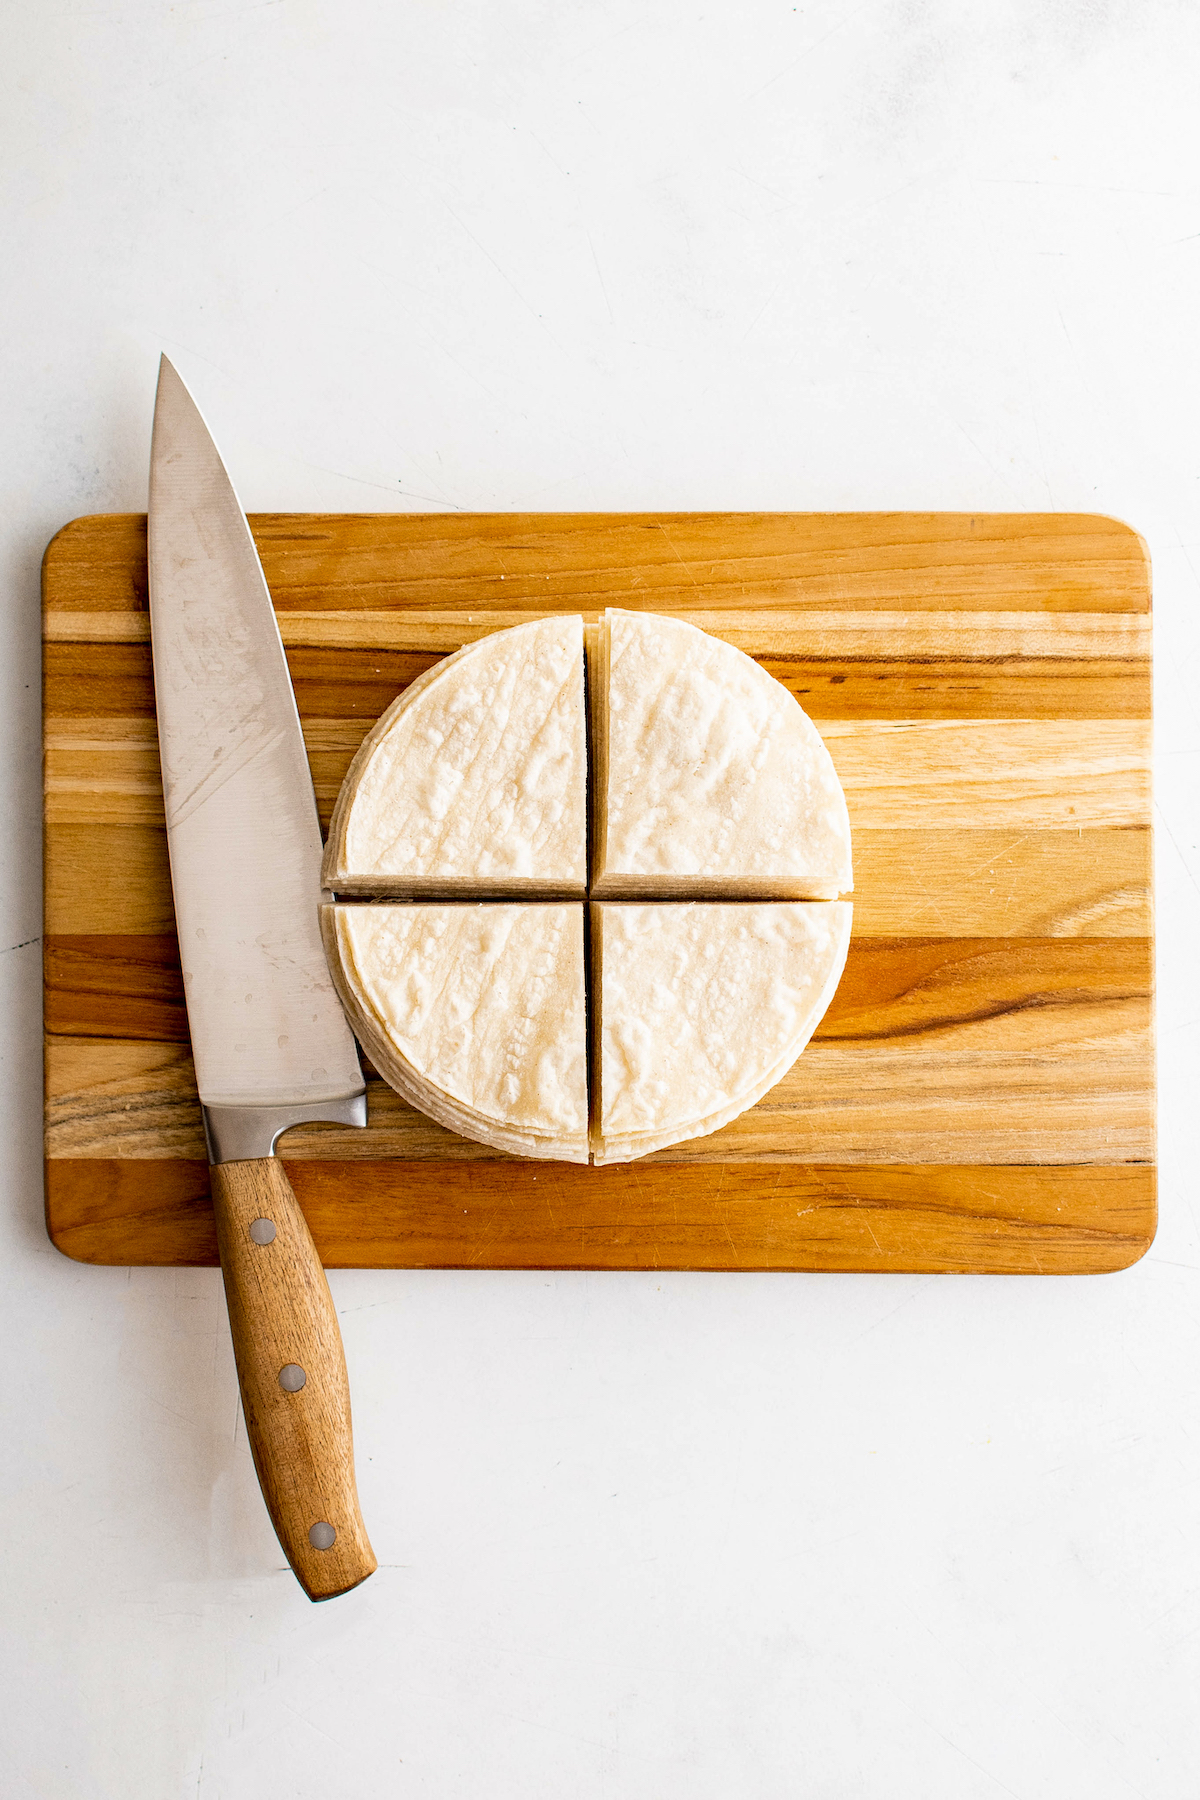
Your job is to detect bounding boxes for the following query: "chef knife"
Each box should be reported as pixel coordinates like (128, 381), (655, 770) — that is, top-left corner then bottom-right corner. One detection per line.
(148, 356), (375, 1600)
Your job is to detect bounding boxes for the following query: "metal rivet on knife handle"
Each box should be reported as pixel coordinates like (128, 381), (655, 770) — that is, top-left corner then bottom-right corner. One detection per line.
(249, 1218), (277, 1245)
(278, 1363), (307, 1393)
(309, 1522), (337, 1551)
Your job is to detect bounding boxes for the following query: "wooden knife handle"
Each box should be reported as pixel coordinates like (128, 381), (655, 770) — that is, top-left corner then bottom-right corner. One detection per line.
(210, 1157), (376, 1600)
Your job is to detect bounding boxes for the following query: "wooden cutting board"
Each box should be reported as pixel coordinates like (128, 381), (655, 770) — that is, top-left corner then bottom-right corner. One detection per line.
(43, 512), (1155, 1273)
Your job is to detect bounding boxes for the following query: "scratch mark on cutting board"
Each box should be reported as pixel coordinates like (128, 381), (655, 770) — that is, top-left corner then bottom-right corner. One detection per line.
(655, 522), (702, 592)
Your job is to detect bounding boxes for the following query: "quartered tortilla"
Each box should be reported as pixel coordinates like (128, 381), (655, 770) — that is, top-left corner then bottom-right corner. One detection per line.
(323, 616), (588, 895)
(323, 902), (589, 1162)
(589, 610), (852, 899)
(591, 900), (852, 1164)
(321, 609), (854, 1165)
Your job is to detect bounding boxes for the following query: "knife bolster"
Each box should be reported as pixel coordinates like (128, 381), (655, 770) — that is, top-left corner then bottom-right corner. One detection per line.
(204, 1093), (367, 1163)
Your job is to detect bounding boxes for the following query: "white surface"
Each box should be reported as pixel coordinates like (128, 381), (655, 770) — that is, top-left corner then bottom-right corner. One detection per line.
(4, 2), (1199, 1794)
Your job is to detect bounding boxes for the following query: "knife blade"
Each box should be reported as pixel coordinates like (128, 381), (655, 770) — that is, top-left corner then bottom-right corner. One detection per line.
(148, 356), (375, 1600)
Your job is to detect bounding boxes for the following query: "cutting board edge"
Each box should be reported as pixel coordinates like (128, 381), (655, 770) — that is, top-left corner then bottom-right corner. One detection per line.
(41, 508), (1153, 617)
(43, 1156), (1158, 1275)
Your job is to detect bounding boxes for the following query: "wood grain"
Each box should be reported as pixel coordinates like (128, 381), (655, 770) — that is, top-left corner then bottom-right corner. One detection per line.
(43, 828), (1152, 941)
(45, 934), (186, 1040)
(211, 1157), (375, 1600)
(44, 939), (1153, 1167)
(43, 511), (1155, 1271)
(45, 717), (1151, 829)
(43, 925), (1155, 1049)
(45, 1160), (1156, 1274)
(43, 622), (1151, 728)
(43, 510), (1151, 614)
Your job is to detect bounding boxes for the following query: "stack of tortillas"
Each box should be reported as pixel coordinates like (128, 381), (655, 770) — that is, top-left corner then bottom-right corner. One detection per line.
(590, 610), (851, 899)
(325, 900), (589, 1162)
(322, 609), (853, 1165)
(323, 615), (588, 897)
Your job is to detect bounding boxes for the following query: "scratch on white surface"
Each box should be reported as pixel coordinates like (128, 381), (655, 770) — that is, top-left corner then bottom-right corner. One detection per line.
(146, 50), (241, 95)
(277, 1701), (355, 1754)
(292, 452), (461, 508)
(740, 0), (874, 105)
(741, 281), (781, 341)
(441, 202), (565, 353)
(586, 233), (616, 325)
(1012, 1677), (1157, 1800)
(141, 1393), (197, 1426)
(1028, 387), (1054, 508)
(272, 181), (333, 226)
(887, 1686), (1026, 1799)
(564, 19), (639, 66)
(978, 179), (1184, 197)
(405, 452), (465, 512)
(1156, 803), (1200, 902)
(1170, 519), (1200, 596)
(944, 412), (1023, 498)
(731, 166), (796, 208)
(849, 1278), (935, 1345)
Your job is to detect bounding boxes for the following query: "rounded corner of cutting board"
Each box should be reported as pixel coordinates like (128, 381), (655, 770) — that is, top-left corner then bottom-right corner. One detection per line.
(44, 1157), (219, 1267)
(43, 510), (146, 561)
(43, 1169), (115, 1266)
(1097, 1165), (1158, 1273)
(41, 513), (150, 617)
(1081, 512), (1152, 594)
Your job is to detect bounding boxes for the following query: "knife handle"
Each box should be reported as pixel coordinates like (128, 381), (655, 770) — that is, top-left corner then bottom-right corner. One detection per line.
(210, 1157), (376, 1600)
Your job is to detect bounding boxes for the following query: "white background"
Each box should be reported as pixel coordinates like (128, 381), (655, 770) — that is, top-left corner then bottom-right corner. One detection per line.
(4, 3), (1200, 1795)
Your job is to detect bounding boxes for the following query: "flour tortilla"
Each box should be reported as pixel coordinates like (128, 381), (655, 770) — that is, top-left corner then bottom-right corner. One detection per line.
(323, 902), (588, 1162)
(589, 610), (852, 899)
(324, 616), (587, 895)
(591, 900), (852, 1164)
(320, 609), (852, 1166)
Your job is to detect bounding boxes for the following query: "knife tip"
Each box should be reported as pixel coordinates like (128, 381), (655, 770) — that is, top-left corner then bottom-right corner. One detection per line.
(153, 355), (198, 428)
